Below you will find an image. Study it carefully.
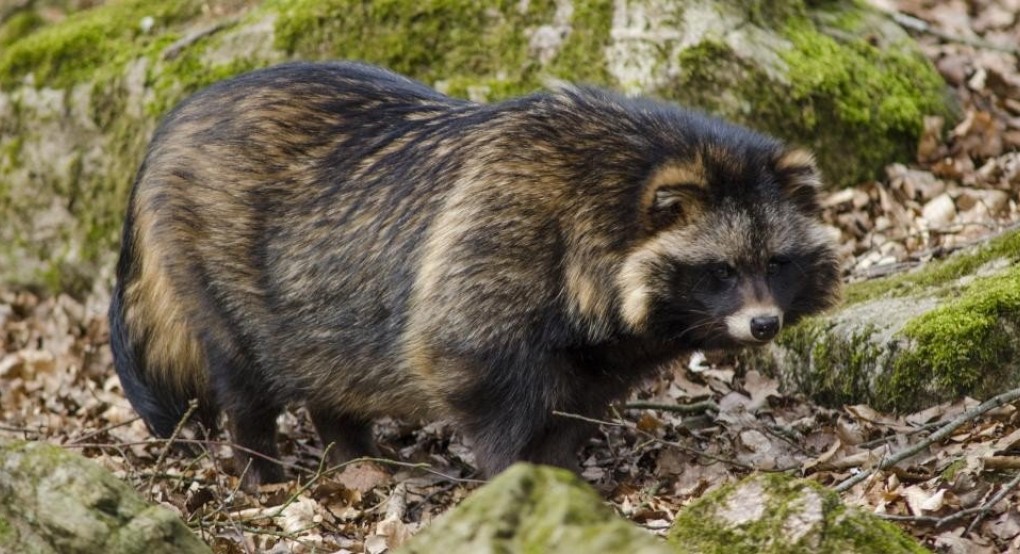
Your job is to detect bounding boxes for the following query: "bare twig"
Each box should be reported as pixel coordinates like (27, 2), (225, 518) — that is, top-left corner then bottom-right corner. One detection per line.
(147, 400), (199, 499)
(68, 437), (308, 474)
(68, 417), (140, 444)
(552, 410), (631, 428)
(858, 420), (944, 450)
(0, 425), (39, 437)
(981, 456), (1020, 470)
(851, 220), (1020, 282)
(324, 457), (484, 485)
(966, 471), (1020, 533)
(835, 386), (1020, 493)
(876, 471), (1020, 532)
(623, 400), (719, 414)
(886, 11), (1020, 55)
(162, 20), (235, 60)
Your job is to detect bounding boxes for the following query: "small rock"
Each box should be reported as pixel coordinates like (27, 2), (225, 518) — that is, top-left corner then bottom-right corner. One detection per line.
(669, 473), (928, 553)
(958, 188), (1010, 218)
(922, 193), (957, 227)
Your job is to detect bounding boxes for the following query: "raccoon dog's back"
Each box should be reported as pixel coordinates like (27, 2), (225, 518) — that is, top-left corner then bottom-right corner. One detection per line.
(110, 61), (840, 486)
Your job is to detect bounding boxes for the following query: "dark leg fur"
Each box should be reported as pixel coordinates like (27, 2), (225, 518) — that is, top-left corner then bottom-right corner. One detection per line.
(464, 397), (594, 477)
(517, 418), (594, 474)
(200, 328), (285, 489)
(308, 408), (379, 466)
(444, 349), (635, 478)
(441, 351), (602, 477)
(230, 402), (285, 489)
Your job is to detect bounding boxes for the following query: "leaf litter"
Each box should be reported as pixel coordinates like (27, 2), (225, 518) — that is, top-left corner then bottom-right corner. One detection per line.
(4, 0), (1020, 551)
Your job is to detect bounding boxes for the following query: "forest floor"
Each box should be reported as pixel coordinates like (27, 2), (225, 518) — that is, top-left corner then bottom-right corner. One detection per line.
(3, 0), (1020, 552)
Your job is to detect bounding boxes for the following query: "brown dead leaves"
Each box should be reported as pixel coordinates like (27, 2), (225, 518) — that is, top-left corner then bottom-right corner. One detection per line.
(823, 0), (1020, 280)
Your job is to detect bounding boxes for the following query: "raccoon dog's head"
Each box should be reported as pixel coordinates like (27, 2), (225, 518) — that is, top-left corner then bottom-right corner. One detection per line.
(610, 104), (842, 349)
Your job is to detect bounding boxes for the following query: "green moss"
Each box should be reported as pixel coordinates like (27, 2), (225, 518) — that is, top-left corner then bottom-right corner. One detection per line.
(0, 10), (45, 49)
(397, 464), (670, 554)
(773, 319), (887, 408)
(0, 513), (11, 543)
(0, 0), (201, 89)
(768, 231), (1020, 412)
(940, 459), (966, 481)
(669, 473), (928, 553)
(665, 2), (953, 187)
(272, 0), (613, 101)
(147, 33), (261, 117)
(889, 266), (1020, 403)
(743, 0), (808, 26)
(0, 135), (23, 171)
(846, 231), (1020, 305)
(779, 14), (950, 184)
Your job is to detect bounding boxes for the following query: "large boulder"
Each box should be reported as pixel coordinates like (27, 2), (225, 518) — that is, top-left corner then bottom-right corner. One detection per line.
(0, 0), (953, 292)
(754, 229), (1020, 412)
(0, 439), (210, 554)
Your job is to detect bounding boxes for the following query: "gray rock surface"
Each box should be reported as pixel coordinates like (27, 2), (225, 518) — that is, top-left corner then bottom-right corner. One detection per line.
(753, 229), (1020, 412)
(669, 473), (930, 553)
(0, 439), (210, 554)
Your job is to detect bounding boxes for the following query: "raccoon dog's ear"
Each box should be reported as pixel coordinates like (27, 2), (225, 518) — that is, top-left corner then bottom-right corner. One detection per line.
(642, 163), (707, 230)
(774, 148), (823, 215)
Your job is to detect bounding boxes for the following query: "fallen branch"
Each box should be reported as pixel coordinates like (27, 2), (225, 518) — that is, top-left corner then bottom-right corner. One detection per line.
(876, 470), (1020, 532)
(966, 470), (1020, 533)
(981, 456), (1020, 470)
(835, 386), (1020, 493)
(623, 400), (719, 414)
(67, 417), (140, 445)
(885, 11), (1020, 56)
(147, 400), (199, 500)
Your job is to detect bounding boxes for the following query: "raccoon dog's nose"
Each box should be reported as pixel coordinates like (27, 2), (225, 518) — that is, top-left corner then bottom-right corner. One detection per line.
(750, 316), (780, 341)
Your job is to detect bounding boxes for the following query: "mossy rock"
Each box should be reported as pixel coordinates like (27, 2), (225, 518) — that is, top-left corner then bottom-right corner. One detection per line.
(396, 463), (673, 553)
(750, 229), (1020, 412)
(0, 0), (953, 292)
(0, 439), (210, 554)
(668, 473), (929, 553)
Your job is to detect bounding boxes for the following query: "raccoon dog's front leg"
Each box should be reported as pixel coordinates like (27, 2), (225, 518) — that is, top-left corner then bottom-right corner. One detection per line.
(307, 407), (379, 466)
(202, 332), (286, 489)
(438, 350), (591, 476)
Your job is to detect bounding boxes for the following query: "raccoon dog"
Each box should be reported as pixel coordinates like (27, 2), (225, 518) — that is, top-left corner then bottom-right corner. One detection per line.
(109, 61), (841, 487)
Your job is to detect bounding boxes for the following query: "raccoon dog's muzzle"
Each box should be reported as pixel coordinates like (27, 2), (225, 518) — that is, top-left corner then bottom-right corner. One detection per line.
(725, 304), (784, 343)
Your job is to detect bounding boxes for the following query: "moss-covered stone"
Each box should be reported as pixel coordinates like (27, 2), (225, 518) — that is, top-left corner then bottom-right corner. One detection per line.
(0, 0), (203, 90)
(396, 464), (674, 554)
(270, 0), (615, 101)
(668, 473), (929, 553)
(0, 0), (954, 292)
(0, 439), (210, 554)
(0, 9), (46, 49)
(660, 1), (954, 187)
(754, 230), (1020, 412)
(844, 230), (1020, 304)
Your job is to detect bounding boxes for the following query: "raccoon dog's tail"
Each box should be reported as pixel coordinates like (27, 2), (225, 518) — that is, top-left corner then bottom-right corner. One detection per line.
(108, 212), (213, 438)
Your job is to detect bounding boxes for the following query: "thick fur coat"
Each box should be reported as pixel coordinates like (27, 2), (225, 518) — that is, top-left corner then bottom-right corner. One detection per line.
(110, 61), (841, 486)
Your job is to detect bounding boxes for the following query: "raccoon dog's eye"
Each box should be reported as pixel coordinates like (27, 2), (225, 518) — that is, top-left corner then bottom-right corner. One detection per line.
(712, 264), (736, 281)
(767, 256), (790, 276)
